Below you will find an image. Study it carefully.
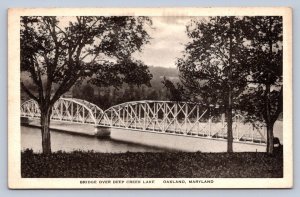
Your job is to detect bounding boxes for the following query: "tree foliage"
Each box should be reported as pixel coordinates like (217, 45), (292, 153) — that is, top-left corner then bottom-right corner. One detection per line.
(178, 17), (249, 104)
(21, 16), (153, 153)
(162, 77), (186, 102)
(21, 16), (152, 104)
(239, 16), (283, 122)
(178, 17), (249, 152)
(238, 16), (283, 153)
(177, 16), (283, 154)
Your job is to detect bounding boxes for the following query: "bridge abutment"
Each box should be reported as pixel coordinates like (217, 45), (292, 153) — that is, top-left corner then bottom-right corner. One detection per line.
(94, 126), (111, 138)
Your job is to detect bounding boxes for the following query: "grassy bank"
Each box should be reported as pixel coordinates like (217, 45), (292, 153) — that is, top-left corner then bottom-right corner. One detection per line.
(21, 149), (283, 178)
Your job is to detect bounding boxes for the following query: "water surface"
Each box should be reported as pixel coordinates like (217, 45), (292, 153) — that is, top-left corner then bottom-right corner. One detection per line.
(21, 126), (164, 153)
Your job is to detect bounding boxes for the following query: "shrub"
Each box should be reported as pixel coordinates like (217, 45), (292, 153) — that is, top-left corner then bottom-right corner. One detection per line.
(21, 150), (283, 178)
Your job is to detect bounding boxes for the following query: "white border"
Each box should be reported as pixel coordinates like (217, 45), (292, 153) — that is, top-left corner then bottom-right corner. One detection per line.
(8, 7), (293, 189)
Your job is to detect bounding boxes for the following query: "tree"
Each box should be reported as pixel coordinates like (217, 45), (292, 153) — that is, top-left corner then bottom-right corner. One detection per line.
(21, 16), (152, 153)
(72, 84), (95, 103)
(162, 77), (185, 101)
(146, 90), (159, 100)
(239, 16), (283, 154)
(177, 17), (249, 152)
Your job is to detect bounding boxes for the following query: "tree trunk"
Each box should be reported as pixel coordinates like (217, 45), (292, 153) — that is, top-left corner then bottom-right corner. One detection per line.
(227, 90), (233, 152)
(227, 17), (234, 153)
(265, 81), (274, 154)
(266, 122), (274, 154)
(40, 107), (52, 154)
(265, 18), (275, 154)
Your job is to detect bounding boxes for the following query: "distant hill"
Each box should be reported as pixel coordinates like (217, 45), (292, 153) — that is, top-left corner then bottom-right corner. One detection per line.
(21, 66), (181, 107)
(148, 66), (179, 79)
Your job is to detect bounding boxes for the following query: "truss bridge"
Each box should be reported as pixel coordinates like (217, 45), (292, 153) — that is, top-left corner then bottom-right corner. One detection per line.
(21, 98), (267, 144)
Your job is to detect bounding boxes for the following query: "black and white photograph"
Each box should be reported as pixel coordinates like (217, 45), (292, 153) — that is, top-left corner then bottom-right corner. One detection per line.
(8, 7), (292, 189)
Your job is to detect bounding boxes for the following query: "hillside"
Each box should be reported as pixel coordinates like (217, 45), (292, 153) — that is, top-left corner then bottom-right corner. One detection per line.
(21, 66), (180, 108)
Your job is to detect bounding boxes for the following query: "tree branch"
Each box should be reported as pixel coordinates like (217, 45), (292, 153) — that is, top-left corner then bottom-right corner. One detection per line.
(21, 82), (39, 102)
(50, 72), (80, 106)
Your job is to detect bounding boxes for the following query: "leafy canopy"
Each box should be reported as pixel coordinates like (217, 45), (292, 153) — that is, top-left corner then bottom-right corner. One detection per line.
(238, 16), (283, 124)
(177, 16), (249, 105)
(21, 16), (153, 106)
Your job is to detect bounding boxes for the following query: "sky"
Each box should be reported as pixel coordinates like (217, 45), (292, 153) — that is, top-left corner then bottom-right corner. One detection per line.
(57, 16), (194, 68)
(134, 16), (193, 68)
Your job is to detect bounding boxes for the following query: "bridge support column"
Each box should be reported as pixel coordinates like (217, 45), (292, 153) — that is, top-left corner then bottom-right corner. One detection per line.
(94, 126), (111, 138)
(21, 117), (30, 125)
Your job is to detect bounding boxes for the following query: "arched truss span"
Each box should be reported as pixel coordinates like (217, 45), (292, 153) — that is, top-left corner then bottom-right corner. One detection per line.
(21, 98), (104, 125)
(21, 99), (267, 144)
(98, 100), (266, 143)
(21, 99), (41, 118)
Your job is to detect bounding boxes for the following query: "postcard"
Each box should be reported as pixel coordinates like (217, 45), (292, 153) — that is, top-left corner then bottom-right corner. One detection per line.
(8, 7), (292, 189)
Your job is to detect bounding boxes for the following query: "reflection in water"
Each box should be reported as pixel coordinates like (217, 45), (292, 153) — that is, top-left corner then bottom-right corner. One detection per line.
(21, 126), (164, 153)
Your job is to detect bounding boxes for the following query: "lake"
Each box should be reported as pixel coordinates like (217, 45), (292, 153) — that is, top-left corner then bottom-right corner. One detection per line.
(21, 119), (282, 153)
(21, 126), (165, 153)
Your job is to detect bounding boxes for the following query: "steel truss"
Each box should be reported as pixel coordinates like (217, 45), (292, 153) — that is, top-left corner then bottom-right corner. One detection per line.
(21, 99), (267, 144)
(99, 101), (267, 144)
(21, 98), (104, 124)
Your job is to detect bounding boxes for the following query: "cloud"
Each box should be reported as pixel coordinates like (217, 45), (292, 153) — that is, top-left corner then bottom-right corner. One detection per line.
(134, 16), (194, 68)
(57, 16), (196, 68)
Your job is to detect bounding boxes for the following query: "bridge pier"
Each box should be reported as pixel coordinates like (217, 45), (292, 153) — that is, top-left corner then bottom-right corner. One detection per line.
(21, 117), (30, 125)
(94, 126), (111, 138)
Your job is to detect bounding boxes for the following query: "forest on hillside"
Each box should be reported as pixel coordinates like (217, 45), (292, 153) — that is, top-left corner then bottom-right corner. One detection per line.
(21, 66), (180, 110)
